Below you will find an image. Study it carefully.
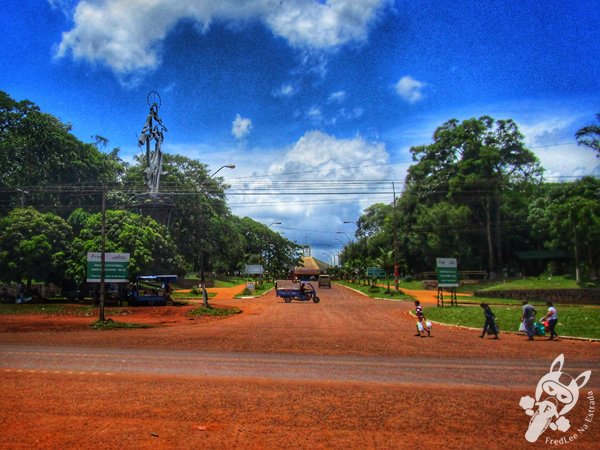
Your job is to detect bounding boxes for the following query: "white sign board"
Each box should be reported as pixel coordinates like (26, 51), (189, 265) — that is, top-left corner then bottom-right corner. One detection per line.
(436, 257), (459, 287)
(245, 264), (264, 275)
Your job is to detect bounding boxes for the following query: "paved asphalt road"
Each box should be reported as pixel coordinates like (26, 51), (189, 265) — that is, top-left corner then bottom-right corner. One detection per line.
(2, 344), (598, 390)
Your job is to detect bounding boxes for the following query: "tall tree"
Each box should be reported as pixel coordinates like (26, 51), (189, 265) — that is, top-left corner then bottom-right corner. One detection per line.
(0, 91), (124, 213)
(405, 116), (542, 273)
(527, 177), (600, 281)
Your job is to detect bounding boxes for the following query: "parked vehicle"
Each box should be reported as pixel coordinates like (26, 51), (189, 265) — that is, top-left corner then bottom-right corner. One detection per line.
(130, 275), (178, 306)
(317, 274), (331, 288)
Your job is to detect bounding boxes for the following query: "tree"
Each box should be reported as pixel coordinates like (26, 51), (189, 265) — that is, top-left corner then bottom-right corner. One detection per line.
(405, 116), (542, 273)
(232, 217), (301, 280)
(0, 91), (124, 213)
(122, 153), (233, 276)
(527, 178), (600, 281)
(0, 208), (72, 289)
(65, 209), (187, 286)
(575, 113), (600, 156)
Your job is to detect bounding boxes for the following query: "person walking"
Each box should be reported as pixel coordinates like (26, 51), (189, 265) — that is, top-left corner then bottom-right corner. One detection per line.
(521, 300), (537, 340)
(414, 300), (431, 337)
(479, 303), (499, 339)
(544, 301), (559, 340)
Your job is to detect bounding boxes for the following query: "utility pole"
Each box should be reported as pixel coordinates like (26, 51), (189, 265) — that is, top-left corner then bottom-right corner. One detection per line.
(99, 184), (106, 322)
(392, 182), (399, 291)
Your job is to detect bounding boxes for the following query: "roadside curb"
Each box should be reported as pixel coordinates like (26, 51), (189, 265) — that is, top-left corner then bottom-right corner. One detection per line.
(339, 284), (410, 302)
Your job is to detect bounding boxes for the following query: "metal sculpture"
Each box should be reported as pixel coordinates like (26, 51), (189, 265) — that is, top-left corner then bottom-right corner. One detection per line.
(138, 91), (167, 195)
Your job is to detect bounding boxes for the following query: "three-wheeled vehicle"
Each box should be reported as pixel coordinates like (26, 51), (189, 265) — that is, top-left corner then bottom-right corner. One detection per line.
(275, 279), (320, 303)
(130, 275), (178, 306)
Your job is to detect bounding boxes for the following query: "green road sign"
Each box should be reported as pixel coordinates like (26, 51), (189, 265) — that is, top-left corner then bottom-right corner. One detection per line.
(87, 252), (130, 283)
(367, 267), (387, 278)
(436, 258), (459, 287)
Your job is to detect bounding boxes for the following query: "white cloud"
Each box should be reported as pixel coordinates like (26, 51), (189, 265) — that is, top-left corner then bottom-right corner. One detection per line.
(395, 75), (427, 103)
(48, 0), (76, 17)
(307, 105), (323, 122)
(328, 91), (347, 104)
(517, 117), (600, 179)
(265, 0), (389, 49)
(273, 83), (298, 98)
(55, 0), (390, 78)
(269, 130), (390, 179)
(226, 130), (395, 251)
(231, 114), (253, 140)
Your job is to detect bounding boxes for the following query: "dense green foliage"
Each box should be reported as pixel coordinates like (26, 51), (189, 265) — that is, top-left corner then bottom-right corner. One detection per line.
(0, 91), (301, 292)
(0, 208), (72, 288)
(339, 116), (600, 283)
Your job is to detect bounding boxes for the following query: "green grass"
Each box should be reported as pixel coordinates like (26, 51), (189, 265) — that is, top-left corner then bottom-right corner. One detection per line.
(481, 276), (580, 291)
(90, 319), (152, 329)
(189, 306), (241, 317)
(424, 304), (600, 339)
(338, 281), (413, 301)
(213, 277), (251, 288)
(0, 303), (149, 316)
(457, 296), (551, 306)
(236, 281), (274, 297)
(397, 280), (429, 290)
(0, 304), (73, 314)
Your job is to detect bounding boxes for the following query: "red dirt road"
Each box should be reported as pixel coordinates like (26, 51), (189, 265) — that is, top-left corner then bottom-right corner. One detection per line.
(0, 284), (598, 449)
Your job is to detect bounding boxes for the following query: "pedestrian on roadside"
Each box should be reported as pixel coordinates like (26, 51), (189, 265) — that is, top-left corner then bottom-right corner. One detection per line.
(521, 300), (537, 341)
(414, 300), (431, 337)
(543, 301), (559, 340)
(479, 303), (499, 339)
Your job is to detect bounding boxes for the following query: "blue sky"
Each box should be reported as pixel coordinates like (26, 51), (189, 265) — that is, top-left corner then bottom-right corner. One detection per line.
(2, 0), (599, 260)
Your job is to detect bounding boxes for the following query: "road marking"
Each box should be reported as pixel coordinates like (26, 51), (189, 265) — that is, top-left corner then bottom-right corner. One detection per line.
(0, 368), (115, 376)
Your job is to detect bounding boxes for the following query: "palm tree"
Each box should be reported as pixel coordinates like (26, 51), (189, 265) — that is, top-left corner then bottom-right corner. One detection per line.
(575, 113), (600, 156)
(375, 247), (394, 293)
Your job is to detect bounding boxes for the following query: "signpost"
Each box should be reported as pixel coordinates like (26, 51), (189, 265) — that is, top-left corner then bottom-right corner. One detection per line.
(436, 258), (458, 307)
(87, 252), (130, 283)
(367, 267), (386, 278)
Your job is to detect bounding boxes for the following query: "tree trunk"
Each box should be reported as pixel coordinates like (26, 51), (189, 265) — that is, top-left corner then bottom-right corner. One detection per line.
(573, 224), (580, 283)
(494, 195), (503, 273)
(485, 196), (495, 275)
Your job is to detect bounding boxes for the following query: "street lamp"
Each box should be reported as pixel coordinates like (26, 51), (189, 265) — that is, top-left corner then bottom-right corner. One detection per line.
(209, 164), (236, 178)
(198, 164), (235, 307)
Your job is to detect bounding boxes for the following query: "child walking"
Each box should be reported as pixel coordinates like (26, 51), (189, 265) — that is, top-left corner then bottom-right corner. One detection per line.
(414, 300), (431, 337)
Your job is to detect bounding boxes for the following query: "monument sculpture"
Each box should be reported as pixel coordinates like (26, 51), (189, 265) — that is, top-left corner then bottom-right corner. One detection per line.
(134, 91), (173, 226)
(138, 91), (167, 196)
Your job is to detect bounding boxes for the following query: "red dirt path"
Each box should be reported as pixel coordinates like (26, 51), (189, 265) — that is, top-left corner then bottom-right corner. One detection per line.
(0, 283), (598, 449)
